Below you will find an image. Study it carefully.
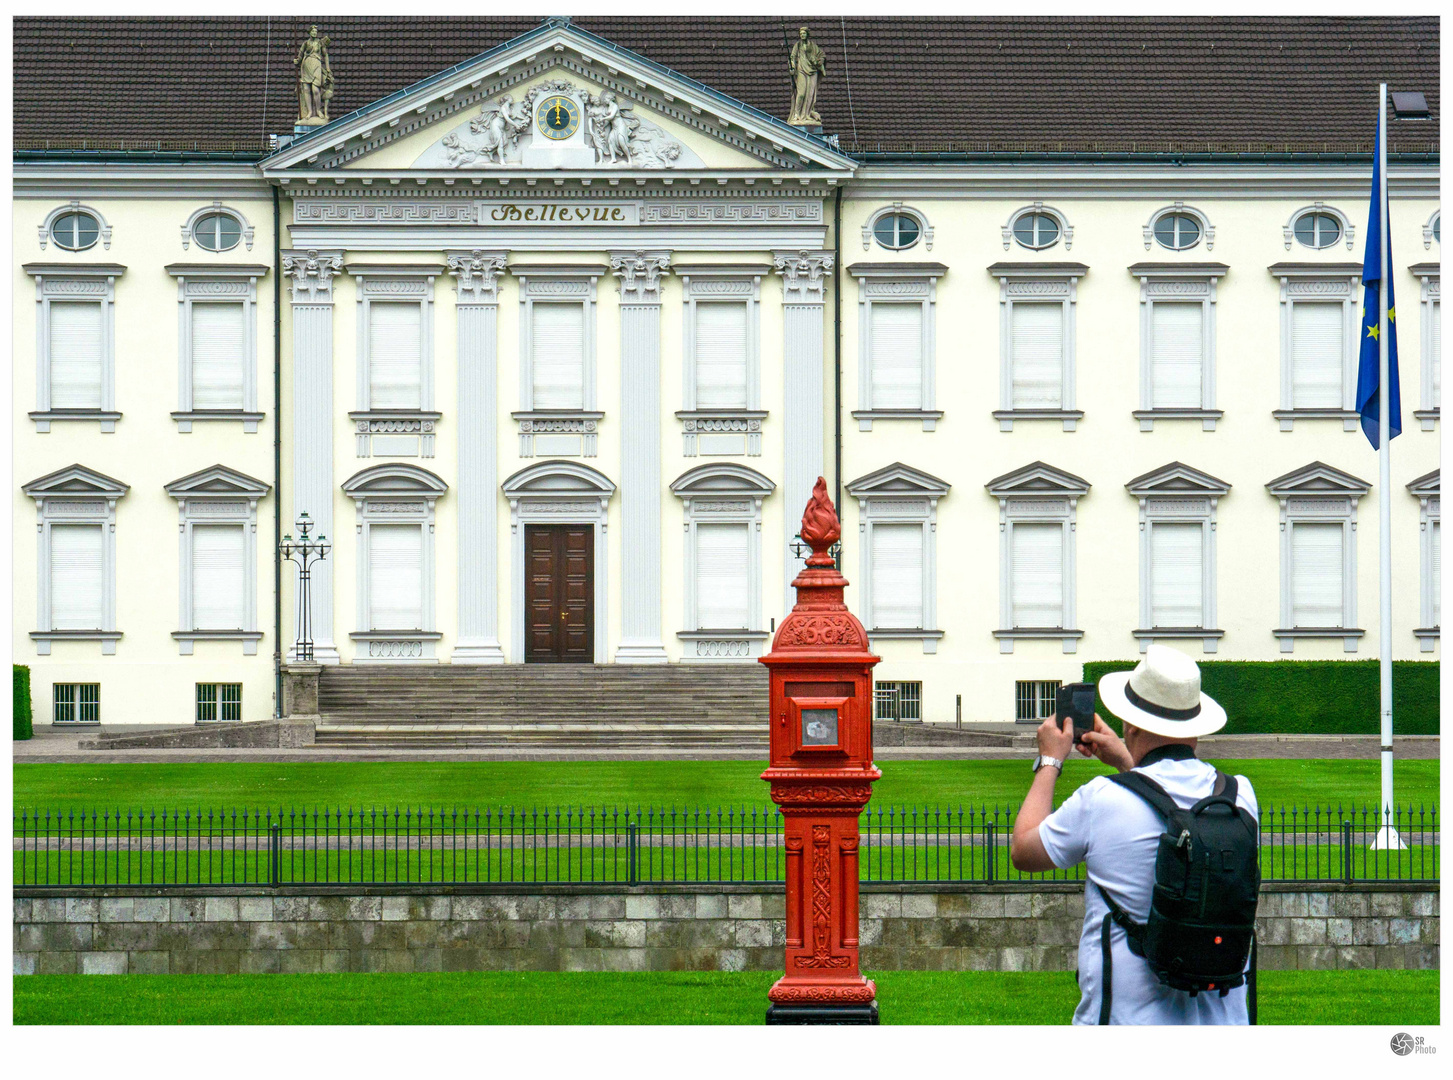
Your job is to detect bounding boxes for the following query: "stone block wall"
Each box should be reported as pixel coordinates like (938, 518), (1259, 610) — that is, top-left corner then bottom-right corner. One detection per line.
(13, 884), (1437, 977)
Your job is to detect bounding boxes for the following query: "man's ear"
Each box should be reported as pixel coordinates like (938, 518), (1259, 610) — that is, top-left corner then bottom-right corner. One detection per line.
(1122, 722), (1140, 739)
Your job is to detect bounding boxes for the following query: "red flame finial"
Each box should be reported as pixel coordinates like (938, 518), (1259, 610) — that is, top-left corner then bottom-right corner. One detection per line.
(799, 477), (840, 566)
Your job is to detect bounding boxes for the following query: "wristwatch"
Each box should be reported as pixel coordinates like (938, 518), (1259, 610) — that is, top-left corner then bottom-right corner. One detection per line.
(1032, 754), (1064, 774)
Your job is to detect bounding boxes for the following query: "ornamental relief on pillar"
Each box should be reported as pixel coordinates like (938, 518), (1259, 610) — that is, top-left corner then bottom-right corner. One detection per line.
(281, 249), (343, 303)
(446, 250), (508, 304)
(610, 250), (671, 304)
(774, 250), (833, 304)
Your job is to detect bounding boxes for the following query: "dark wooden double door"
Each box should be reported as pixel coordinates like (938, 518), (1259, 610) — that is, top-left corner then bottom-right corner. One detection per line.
(525, 524), (594, 663)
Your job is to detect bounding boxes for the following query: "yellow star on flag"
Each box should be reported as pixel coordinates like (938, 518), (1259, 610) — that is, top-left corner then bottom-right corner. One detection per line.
(1366, 323), (1379, 340)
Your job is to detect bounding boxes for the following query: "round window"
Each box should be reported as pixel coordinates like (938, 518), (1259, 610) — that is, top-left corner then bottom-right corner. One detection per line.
(1293, 212), (1342, 250)
(193, 211), (243, 252)
(1013, 212), (1060, 249)
(1153, 212), (1202, 251)
(872, 212), (921, 250)
(50, 211), (101, 252)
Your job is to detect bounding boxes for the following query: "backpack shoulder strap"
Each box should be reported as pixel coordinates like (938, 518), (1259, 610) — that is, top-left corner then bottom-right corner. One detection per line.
(1106, 769), (1182, 824)
(1190, 770), (1239, 813)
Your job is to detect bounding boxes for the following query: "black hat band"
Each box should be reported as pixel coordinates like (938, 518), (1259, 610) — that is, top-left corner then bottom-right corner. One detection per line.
(1124, 682), (1202, 721)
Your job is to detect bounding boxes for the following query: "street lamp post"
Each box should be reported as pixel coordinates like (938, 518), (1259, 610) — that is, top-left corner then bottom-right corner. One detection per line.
(280, 512), (331, 663)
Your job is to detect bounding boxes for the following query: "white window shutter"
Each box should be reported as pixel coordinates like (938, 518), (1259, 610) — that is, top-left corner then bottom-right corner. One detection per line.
(48, 302), (103, 409)
(368, 302), (422, 409)
(1432, 302), (1441, 409)
(1011, 523), (1063, 628)
(870, 303), (923, 409)
(191, 524), (246, 630)
(1150, 522), (1203, 628)
(191, 303), (246, 409)
(1010, 303), (1064, 408)
(369, 524), (423, 630)
(694, 303), (749, 409)
(49, 524), (104, 629)
(694, 523), (749, 629)
(1433, 519), (1441, 627)
(1150, 302), (1204, 408)
(1291, 522), (1344, 627)
(531, 302), (585, 410)
(1291, 303), (1344, 408)
(871, 523), (924, 629)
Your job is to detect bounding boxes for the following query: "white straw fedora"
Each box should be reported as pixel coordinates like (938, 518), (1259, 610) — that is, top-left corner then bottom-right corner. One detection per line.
(1096, 644), (1227, 739)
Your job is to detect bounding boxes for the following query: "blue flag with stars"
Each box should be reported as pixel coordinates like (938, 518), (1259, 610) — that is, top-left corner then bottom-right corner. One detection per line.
(1355, 120), (1402, 449)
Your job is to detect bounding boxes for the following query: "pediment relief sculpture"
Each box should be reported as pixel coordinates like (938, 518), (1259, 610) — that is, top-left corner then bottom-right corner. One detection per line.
(414, 79), (701, 170)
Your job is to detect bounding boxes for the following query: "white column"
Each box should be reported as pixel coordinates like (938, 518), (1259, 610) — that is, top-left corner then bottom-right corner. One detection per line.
(447, 251), (508, 663)
(774, 250), (834, 610)
(282, 249), (343, 664)
(610, 250), (671, 663)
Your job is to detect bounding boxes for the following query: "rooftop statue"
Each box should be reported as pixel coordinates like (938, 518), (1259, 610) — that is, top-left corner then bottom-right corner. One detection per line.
(293, 25), (334, 126)
(787, 26), (826, 127)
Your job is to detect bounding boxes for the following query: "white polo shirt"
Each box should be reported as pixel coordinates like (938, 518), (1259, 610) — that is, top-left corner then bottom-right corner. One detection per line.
(1038, 753), (1259, 1026)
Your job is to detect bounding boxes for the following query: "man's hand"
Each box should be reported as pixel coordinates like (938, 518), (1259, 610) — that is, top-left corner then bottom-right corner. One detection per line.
(1036, 713), (1075, 762)
(1075, 714), (1134, 772)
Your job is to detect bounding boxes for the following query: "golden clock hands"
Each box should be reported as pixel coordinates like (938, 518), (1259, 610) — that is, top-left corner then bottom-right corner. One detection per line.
(551, 101), (564, 125)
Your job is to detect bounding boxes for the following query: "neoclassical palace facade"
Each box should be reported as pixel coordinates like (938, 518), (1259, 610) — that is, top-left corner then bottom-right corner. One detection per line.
(12, 17), (1440, 725)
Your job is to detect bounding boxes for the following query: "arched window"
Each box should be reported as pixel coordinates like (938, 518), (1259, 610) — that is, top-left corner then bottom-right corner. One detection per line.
(1144, 204), (1214, 252)
(1002, 204), (1074, 252)
(39, 202), (112, 252)
(862, 204), (933, 252)
(182, 204), (254, 252)
(1284, 204), (1354, 251)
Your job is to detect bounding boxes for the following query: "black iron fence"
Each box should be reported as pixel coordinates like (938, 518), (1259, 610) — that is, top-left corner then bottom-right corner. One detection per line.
(14, 803), (1438, 889)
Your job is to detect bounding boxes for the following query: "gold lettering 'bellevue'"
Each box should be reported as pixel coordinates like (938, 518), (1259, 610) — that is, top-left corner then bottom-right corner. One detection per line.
(481, 202), (636, 226)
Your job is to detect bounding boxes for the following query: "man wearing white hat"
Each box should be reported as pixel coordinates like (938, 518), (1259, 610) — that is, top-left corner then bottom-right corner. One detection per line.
(1010, 644), (1259, 1025)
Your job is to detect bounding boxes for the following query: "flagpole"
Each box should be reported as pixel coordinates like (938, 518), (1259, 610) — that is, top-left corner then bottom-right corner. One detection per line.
(1373, 82), (1404, 850)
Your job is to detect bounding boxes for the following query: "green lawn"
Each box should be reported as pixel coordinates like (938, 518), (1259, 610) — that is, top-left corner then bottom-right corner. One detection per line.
(12, 758), (1440, 813)
(13, 970), (1437, 1026)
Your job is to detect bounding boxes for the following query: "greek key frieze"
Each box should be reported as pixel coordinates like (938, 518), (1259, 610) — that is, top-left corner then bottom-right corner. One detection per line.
(641, 201), (822, 224)
(294, 201), (477, 225)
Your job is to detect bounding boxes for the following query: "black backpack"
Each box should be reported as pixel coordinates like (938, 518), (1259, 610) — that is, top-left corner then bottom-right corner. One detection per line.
(1095, 765), (1262, 1025)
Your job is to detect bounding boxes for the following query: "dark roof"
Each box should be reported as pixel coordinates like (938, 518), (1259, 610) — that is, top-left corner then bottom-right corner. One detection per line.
(13, 16), (1440, 159)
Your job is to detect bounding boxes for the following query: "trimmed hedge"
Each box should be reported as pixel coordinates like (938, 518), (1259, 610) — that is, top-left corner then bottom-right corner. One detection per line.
(1080, 659), (1440, 736)
(14, 664), (34, 741)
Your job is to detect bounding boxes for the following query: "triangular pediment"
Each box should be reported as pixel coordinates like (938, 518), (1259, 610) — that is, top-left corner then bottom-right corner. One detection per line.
(986, 461), (1091, 498)
(1265, 460), (1370, 496)
(22, 463), (129, 499)
(846, 462), (951, 499)
(1407, 469), (1440, 497)
(165, 465), (271, 499)
(263, 21), (854, 176)
(1125, 461), (1231, 497)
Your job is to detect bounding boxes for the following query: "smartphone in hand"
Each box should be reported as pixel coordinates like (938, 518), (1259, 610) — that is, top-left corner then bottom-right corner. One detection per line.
(1056, 682), (1097, 746)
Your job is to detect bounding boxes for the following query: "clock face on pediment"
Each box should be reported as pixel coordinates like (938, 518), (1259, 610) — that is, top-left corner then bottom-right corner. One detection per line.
(537, 95), (581, 140)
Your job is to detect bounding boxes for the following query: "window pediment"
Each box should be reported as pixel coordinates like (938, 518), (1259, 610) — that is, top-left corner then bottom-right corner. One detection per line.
(1126, 462), (1231, 497)
(23, 464), (129, 500)
(1407, 469), (1440, 498)
(846, 462), (951, 499)
(502, 459), (615, 499)
(669, 462), (774, 499)
(1266, 461), (1370, 498)
(342, 463), (448, 498)
(986, 461), (1091, 499)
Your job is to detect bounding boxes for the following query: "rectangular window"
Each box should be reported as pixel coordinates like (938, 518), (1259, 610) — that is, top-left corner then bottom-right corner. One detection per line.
(694, 302), (749, 409)
(49, 523), (104, 630)
(369, 302), (422, 409)
(49, 301), (104, 409)
(1015, 680), (1061, 723)
(369, 523), (423, 630)
(531, 302), (586, 410)
(1432, 301), (1442, 409)
(869, 303), (923, 409)
(1150, 302), (1204, 408)
(196, 683), (242, 723)
(1010, 303), (1063, 408)
(694, 522), (750, 629)
(874, 680), (922, 721)
(1150, 522), (1204, 628)
(1433, 520), (1441, 627)
(53, 683), (100, 724)
(190, 302), (246, 409)
(871, 523), (924, 629)
(1011, 523), (1063, 628)
(1291, 522), (1344, 627)
(1290, 303), (1344, 408)
(191, 524), (246, 630)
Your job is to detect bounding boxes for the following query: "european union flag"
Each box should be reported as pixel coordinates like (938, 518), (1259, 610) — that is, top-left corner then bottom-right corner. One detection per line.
(1355, 121), (1402, 449)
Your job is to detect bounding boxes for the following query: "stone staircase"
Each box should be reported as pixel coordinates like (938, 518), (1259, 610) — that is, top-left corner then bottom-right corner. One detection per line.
(313, 663), (771, 750)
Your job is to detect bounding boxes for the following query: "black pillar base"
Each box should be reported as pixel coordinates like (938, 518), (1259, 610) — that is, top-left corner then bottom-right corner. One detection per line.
(766, 1001), (879, 1025)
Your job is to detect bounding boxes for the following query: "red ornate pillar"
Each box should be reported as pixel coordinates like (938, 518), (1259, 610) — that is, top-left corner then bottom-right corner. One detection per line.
(761, 477), (881, 1025)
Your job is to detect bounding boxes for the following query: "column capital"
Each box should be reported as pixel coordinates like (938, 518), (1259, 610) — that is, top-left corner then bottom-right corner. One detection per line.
(281, 248), (344, 304)
(773, 250), (834, 305)
(610, 249), (671, 305)
(446, 249), (508, 305)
